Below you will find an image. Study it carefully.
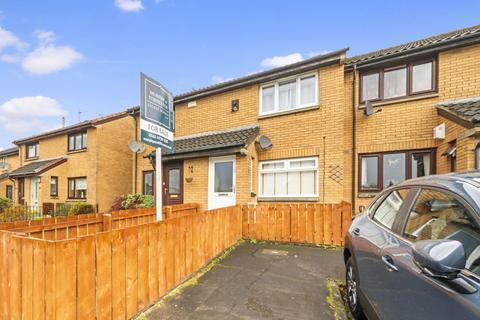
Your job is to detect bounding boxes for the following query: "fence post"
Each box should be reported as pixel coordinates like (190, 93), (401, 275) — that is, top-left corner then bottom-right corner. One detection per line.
(103, 214), (112, 232)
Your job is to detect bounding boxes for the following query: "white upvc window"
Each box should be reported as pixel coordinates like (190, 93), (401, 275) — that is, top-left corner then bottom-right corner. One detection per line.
(259, 72), (318, 116)
(258, 157), (319, 199)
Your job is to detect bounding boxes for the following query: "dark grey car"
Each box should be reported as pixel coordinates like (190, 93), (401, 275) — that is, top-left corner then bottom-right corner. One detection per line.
(344, 172), (480, 320)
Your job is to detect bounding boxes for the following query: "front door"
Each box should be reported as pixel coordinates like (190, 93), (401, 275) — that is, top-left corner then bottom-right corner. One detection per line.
(208, 155), (236, 210)
(30, 176), (40, 210)
(18, 178), (25, 205)
(162, 161), (184, 205)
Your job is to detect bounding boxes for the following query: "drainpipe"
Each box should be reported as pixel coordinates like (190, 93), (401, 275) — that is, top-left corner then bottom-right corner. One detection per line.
(128, 109), (138, 194)
(351, 64), (357, 216)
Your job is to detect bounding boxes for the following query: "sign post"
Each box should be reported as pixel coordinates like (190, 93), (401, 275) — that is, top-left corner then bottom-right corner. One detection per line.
(140, 73), (174, 221)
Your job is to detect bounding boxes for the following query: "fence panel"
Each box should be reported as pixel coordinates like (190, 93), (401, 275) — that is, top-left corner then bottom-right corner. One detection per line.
(241, 202), (352, 246)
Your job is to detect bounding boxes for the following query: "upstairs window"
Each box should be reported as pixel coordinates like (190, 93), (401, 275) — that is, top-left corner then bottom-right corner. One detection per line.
(26, 143), (39, 159)
(360, 58), (436, 103)
(68, 131), (87, 151)
(260, 73), (318, 116)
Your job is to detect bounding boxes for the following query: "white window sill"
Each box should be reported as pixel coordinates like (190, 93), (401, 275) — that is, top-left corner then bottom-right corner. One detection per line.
(258, 196), (319, 202)
(258, 105), (319, 120)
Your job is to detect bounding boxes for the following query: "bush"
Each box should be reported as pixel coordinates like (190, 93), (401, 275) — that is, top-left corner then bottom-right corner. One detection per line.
(68, 202), (95, 215)
(0, 197), (13, 212)
(111, 194), (155, 211)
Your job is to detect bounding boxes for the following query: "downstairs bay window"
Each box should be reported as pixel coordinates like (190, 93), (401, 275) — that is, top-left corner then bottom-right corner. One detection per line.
(359, 150), (435, 192)
(259, 157), (318, 199)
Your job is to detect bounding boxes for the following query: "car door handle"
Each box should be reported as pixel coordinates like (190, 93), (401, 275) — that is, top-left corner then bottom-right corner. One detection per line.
(382, 255), (399, 272)
(352, 228), (360, 236)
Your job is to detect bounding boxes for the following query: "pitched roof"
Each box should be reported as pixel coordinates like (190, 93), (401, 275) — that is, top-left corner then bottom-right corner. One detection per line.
(436, 97), (480, 128)
(174, 49), (348, 103)
(0, 147), (19, 157)
(147, 124), (259, 161)
(8, 157), (67, 178)
(347, 24), (480, 66)
(13, 109), (134, 145)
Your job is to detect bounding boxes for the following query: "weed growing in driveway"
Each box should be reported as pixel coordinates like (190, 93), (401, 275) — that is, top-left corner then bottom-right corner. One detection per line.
(135, 239), (245, 319)
(326, 278), (352, 320)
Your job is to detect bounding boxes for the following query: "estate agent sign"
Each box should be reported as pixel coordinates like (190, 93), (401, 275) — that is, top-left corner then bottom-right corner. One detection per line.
(140, 72), (174, 151)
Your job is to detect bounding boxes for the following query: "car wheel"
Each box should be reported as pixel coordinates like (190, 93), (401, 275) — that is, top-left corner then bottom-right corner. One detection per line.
(346, 257), (365, 319)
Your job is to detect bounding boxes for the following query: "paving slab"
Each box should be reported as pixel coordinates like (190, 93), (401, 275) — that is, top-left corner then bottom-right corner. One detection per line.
(144, 242), (348, 320)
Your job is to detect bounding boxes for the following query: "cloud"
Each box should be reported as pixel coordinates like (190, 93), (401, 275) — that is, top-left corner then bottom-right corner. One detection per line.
(115, 0), (144, 12)
(0, 27), (83, 75)
(34, 29), (55, 46)
(0, 26), (27, 52)
(0, 96), (67, 134)
(211, 75), (233, 84)
(22, 45), (84, 75)
(260, 51), (331, 69)
(260, 53), (303, 69)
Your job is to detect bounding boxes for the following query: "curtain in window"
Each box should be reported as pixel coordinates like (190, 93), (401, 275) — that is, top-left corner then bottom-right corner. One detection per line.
(278, 80), (296, 110)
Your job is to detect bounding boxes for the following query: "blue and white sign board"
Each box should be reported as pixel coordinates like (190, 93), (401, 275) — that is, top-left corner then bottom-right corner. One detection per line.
(140, 73), (174, 221)
(140, 73), (174, 151)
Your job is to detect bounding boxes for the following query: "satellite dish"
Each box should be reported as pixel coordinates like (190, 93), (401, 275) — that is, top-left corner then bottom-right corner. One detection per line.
(128, 139), (146, 153)
(364, 101), (374, 116)
(257, 135), (273, 151)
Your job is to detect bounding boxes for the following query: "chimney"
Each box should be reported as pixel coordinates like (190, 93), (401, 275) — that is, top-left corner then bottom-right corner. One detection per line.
(62, 116), (65, 128)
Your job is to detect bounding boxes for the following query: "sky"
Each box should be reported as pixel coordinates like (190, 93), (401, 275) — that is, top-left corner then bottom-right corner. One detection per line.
(0, 0), (479, 149)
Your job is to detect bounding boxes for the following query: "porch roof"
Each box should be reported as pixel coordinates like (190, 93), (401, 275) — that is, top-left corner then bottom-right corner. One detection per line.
(436, 97), (480, 128)
(147, 124), (259, 161)
(8, 156), (67, 178)
(0, 172), (8, 181)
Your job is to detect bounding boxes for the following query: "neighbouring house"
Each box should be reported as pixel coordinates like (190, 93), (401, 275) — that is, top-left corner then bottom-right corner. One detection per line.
(133, 23), (480, 213)
(0, 147), (20, 201)
(7, 110), (136, 213)
(346, 24), (480, 211)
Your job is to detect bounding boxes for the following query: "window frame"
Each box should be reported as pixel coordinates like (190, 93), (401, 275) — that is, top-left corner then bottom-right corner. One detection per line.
(142, 170), (155, 196)
(358, 149), (436, 193)
(5, 185), (13, 200)
(371, 188), (412, 230)
(67, 177), (87, 200)
(50, 176), (58, 197)
(68, 131), (88, 152)
(359, 57), (437, 103)
(475, 144), (480, 170)
(259, 72), (319, 116)
(26, 142), (39, 159)
(258, 156), (319, 199)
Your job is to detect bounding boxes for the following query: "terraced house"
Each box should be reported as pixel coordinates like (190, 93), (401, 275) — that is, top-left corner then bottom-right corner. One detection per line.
(134, 24), (480, 213)
(4, 110), (135, 213)
(0, 147), (20, 201)
(347, 24), (480, 212)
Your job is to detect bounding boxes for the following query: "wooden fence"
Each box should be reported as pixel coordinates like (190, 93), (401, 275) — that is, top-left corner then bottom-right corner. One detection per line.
(241, 202), (352, 246)
(0, 202), (351, 319)
(0, 203), (199, 240)
(0, 205), (241, 320)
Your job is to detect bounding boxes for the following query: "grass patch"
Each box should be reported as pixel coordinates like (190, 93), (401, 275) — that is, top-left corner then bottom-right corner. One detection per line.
(326, 278), (353, 320)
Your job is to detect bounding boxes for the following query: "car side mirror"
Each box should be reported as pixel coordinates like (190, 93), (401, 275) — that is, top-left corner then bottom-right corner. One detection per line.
(412, 240), (465, 279)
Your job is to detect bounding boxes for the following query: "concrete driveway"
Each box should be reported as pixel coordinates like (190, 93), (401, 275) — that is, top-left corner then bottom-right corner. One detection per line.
(143, 242), (349, 320)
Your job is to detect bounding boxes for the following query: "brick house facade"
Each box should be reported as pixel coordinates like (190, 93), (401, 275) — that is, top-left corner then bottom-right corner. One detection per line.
(135, 24), (480, 213)
(2, 110), (135, 213)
